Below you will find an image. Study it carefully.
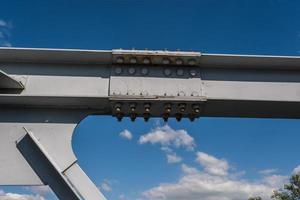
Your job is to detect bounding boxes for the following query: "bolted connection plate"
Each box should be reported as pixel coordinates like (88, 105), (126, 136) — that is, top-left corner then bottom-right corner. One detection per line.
(110, 49), (205, 122)
(109, 98), (206, 122)
(112, 49), (201, 66)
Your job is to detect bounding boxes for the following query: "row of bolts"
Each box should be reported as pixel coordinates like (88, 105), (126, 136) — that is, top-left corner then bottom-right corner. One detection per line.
(114, 102), (201, 122)
(116, 56), (197, 66)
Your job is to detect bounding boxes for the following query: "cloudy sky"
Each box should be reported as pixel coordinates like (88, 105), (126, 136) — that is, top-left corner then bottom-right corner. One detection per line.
(1, 0), (300, 200)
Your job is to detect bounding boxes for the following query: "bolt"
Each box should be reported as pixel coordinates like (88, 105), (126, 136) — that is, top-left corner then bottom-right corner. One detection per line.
(128, 67), (136, 74)
(178, 103), (186, 113)
(130, 113), (137, 122)
(116, 57), (124, 64)
(130, 57), (137, 64)
(141, 67), (149, 75)
(188, 59), (197, 66)
(192, 104), (201, 114)
(190, 69), (197, 76)
(115, 67), (122, 74)
(144, 103), (151, 113)
(116, 113), (123, 122)
(143, 113), (150, 122)
(176, 59), (183, 65)
(164, 103), (172, 113)
(175, 113), (182, 122)
(164, 68), (172, 76)
(162, 113), (169, 122)
(177, 69), (184, 76)
(143, 57), (151, 64)
(114, 103), (122, 113)
(189, 114), (195, 122)
(162, 58), (170, 65)
(129, 103), (136, 112)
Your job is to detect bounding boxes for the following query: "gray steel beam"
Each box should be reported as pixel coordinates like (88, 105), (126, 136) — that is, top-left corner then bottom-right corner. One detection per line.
(17, 133), (82, 200)
(1, 48), (300, 200)
(0, 70), (24, 89)
(0, 48), (299, 118)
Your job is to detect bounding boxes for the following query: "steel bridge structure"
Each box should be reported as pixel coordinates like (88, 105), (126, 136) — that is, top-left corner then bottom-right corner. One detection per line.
(0, 48), (300, 200)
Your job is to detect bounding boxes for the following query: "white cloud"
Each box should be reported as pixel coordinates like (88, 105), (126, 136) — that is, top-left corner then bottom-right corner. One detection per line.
(100, 179), (119, 193)
(139, 125), (195, 151)
(142, 151), (291, 200)
(166, 153), (182, 164)
(259, 169), (278, 176)
(0, 19), (12, 47)
(143, 164), (289, 200)
(139, 125), (194, 165)
(100, 180), (113, 192)
(262, 175), (288, 188)
(0, 20), (7, 27)
(161, 147), (182, 164)
(181, 164), (199, 175)
(24, 186), (52, 196)
(196, 152), (229, 176)
(160, 147), (173, 153)
(119, 129), (133, 140)
(0, 186), (53, 200)
(293, 165), (300, 174)
(118, 194), (126, 200)
(0, 41), (12, 47)
(0, 190), (44, 200)
(142, 170), (278, 200)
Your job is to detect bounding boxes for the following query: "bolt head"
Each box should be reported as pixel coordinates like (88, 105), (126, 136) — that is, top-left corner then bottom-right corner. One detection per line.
(165, 108), (171, 113)
(130, 113), (137, 122)
(178, 103), (186, 112)
(188, 59), (196, 65)
(162, 58), (170, 65)
(189, 115), (195, 122)
(130, 57), (137, 64)
(175, 114), (182, 121)
(115, 67), (122, 74)
(162, 115), (169, 122)
(176, 69), (184, 76)
(176, 59), (183, 65)
(164, 68), (172, 76)
(116, 57), (124, 64)
(189, 69), (197, 76)
(141, 67), (149, 75)
(143, 58), (151, 64)
(143, 113), (150, 122)
(128, 67), (136, 74)
(116, 113), (123, 121)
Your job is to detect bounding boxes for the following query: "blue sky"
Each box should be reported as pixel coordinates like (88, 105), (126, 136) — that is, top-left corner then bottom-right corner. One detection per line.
(1, 0), (300, 200)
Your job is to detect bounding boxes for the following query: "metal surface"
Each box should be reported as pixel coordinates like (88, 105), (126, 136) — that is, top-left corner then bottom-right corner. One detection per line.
(17, 132), (82, 200)
(1, 47), (300, 200)
(0, 70), (24, 89)
(17, 130), (106, 200)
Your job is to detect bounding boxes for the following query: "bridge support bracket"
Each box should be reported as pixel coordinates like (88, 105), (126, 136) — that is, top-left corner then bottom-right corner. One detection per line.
(17, 129), (107, 200)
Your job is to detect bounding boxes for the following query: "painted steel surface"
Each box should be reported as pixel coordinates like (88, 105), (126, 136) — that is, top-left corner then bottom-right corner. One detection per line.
(1, 48), (300, 200)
